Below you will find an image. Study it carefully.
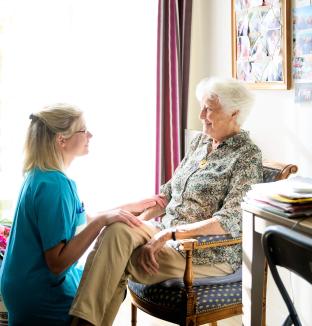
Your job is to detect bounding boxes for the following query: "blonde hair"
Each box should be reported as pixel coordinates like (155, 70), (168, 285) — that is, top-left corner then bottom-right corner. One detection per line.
(195, 77), (255, 126)
(23, 103), (83, 173)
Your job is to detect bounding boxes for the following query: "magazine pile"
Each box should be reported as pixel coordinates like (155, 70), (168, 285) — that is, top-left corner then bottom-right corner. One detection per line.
(244, 176), (312, 219)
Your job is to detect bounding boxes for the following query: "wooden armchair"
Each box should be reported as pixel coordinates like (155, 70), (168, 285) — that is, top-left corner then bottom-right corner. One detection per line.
(128, 161), (298, 326)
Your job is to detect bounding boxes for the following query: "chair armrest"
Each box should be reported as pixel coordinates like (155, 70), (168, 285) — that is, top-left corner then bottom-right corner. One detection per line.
(179, 234), (242, 251)
(177, 235), (242, 293)
(263, 160), (298, 181)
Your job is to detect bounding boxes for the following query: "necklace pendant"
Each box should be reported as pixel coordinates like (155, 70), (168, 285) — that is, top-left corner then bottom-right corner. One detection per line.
(199, 159), (208, 169)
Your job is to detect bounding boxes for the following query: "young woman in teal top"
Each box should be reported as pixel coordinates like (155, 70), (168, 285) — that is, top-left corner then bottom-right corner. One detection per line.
(0, 104), (165, 326)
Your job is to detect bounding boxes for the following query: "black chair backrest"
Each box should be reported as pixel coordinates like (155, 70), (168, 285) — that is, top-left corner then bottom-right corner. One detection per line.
(262, 225), (312, 326)
(262, 225), (312, 285)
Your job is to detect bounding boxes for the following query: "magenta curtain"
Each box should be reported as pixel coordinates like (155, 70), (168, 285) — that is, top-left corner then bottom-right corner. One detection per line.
(155, 0), (193, 193)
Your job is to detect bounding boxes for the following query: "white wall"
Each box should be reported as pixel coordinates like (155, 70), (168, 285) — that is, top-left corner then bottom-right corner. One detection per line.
(187, 1), (312, 325)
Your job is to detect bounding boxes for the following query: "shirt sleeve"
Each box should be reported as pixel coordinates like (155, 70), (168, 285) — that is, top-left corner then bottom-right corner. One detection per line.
(160, 133), (203, 200)
(34, 177), (76, 251)
(213, 147), (263, 237)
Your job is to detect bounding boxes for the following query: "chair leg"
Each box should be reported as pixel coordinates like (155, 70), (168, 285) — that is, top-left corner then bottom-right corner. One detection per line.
(131, 303), (137, 326)
(262, 261), (268, 326)
(282, 314), (301, 326)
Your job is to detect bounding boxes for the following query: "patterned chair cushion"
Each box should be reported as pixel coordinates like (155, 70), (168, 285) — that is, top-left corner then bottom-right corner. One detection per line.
(263, 166), (280, 183)
(195, 234), (236, 242)
(128, 279), (241, 313)
(160, 266), (242, 287)
(194, 234), (240, 246)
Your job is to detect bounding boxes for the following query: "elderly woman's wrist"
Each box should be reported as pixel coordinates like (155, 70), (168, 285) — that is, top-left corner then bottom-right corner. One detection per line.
(154, 229), (171, 242)
(170, 227), (177, 241)
(164, 228), (177, 241)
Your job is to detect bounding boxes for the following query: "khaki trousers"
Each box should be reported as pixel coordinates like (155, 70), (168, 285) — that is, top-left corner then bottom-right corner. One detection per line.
(69, 222), (233, 326)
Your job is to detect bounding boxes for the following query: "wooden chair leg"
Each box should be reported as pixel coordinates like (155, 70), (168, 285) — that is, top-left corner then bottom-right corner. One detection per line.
(131, 303), (137, 326)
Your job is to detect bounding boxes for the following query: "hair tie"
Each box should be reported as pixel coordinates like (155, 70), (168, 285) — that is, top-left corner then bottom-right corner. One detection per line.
(29, 114), (39, 122)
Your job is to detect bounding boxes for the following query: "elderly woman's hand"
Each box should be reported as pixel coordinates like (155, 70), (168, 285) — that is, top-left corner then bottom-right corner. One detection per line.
(136, 229), (171, 275)
(150, 194), (168, 208)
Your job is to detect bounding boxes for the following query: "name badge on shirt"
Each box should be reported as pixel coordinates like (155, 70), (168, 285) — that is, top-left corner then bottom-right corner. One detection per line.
(77, 201), (85, 213)
(76, 201), (87, 235)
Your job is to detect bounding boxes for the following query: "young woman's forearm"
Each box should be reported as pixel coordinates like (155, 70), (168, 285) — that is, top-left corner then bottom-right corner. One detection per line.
(45, 208), (143, 275)
(44, 218), (105, 275)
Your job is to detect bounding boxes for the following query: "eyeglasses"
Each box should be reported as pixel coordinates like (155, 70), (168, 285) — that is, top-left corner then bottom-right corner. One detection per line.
(75, 128), (88, 134)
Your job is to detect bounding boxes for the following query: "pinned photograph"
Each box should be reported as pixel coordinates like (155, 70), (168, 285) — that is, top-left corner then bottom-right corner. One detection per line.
(293, 5), (312, 31)
(295, 82), (312, 103)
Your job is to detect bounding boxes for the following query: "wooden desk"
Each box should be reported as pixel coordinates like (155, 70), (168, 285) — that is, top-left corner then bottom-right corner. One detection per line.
(241, 202), (312, 326)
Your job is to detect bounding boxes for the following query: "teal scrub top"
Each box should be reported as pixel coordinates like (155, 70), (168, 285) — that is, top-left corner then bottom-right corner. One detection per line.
(0, 169), (86, 323)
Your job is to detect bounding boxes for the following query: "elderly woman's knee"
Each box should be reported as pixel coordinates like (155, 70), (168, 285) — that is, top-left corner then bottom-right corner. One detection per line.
(94, 222), (154, 255)
(92, 222), (132, 250)
(103, 222), (132, 239)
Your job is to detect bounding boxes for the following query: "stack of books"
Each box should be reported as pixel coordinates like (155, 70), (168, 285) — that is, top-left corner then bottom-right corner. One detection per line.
(244, 176), (312, 219)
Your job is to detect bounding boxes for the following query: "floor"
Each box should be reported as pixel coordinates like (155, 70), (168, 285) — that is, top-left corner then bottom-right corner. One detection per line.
(113, 295), (242, 326)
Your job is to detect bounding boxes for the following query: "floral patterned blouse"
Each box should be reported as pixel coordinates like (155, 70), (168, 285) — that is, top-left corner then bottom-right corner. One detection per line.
(159, 130), (263, 271)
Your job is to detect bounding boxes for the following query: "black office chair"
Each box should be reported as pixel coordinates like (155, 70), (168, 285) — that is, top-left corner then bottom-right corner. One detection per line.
(261, 225), (312, 326)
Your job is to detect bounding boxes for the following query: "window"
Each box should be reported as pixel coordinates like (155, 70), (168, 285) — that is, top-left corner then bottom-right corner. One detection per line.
(0, 0), (157, 221)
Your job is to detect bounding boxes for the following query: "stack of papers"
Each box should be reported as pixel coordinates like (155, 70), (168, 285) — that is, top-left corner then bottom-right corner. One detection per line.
(244, 176), (312, 218)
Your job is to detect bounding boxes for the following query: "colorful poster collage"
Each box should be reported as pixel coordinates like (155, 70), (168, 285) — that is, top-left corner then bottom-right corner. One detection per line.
(235, 0), (284, 83)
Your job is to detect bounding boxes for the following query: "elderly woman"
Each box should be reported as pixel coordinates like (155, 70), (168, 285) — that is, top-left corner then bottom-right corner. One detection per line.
(70, 77), (263, 326)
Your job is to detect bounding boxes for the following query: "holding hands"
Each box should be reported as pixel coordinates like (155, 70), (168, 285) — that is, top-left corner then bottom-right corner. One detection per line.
(87, 194), (168, 229)
(120, 194), (168, 215)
